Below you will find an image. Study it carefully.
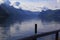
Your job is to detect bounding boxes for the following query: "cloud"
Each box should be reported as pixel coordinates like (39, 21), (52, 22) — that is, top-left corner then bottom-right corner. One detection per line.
(10, 1), (60, 11)
(0, 0), (60, 11)
(57, 0), (60, 3)
(0, 0), (4, 4)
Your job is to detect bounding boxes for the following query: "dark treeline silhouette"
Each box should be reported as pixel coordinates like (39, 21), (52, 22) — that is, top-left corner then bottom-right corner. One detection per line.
(39, 9), (60, 22)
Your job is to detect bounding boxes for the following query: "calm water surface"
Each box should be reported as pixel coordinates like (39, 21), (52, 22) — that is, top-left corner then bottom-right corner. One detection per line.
(0, 19), (60, 40)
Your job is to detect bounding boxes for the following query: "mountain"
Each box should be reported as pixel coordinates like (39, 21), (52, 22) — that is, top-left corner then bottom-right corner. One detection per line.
(39, 9), (60, 22)
(15, 2), (20, 6)
(0, 5), (9, 24)
(41, 7), (49, 11)
(0, 3), (40, 25)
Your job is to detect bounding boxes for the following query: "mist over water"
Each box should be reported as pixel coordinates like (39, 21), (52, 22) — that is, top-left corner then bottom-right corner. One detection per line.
(0, 0), (60, 40)
(1, 18), (60, 40)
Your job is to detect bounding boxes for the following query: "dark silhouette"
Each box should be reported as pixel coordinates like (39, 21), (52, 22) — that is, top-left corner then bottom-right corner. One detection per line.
(0, 3), (39, 27)
(39, 9), (60, 22)
(15, 2), (20, 6)
(0, 5), (9, 24)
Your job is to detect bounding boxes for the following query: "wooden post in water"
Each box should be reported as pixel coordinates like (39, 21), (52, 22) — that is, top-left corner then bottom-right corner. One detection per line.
(35, 24), (37, 34)
(33, 24), (37, 40)
(55, 32), (59, 40)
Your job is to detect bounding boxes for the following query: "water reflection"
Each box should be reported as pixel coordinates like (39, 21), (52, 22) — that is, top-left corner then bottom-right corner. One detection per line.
(0, 6), (60, 40)
(0, 27), (10, 40)
(10, 19), (60, 40)
(0, 18), (60, 40)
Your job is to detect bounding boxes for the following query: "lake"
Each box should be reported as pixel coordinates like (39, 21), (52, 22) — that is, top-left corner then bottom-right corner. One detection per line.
(0, 18), (60, 40)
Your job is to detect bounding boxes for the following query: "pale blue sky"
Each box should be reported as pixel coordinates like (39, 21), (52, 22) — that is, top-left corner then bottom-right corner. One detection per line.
(17, 0), (56, 2)
(0, 0), (60, 11)
(8, 0), (57, 3)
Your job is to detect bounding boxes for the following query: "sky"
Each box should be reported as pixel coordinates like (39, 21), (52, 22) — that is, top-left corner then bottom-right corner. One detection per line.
(0, 0), (60, 11)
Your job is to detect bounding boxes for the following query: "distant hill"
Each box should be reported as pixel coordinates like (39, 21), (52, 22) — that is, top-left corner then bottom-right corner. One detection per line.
(0, 5), (9, 24)
(39, 9), (60, 21)
(0, 4), (40, 25)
